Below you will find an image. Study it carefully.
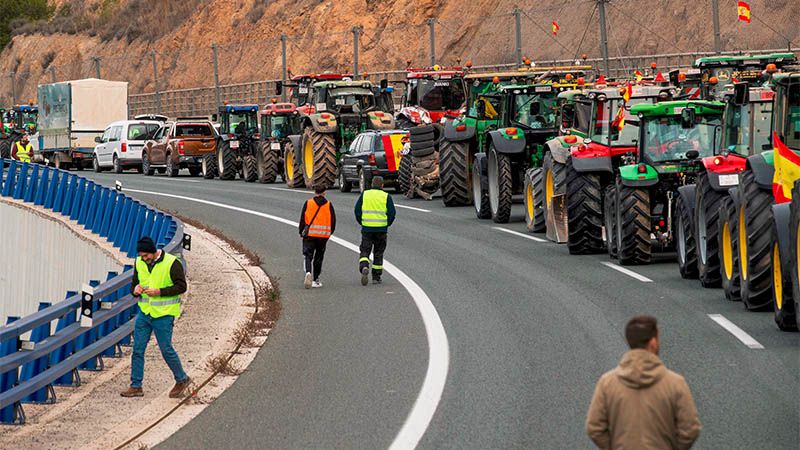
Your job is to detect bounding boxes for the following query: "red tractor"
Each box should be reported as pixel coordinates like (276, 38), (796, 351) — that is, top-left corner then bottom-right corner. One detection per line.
(396, 66), (466, 128)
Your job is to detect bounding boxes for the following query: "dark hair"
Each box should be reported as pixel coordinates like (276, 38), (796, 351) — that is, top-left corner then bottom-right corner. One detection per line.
(313, 184), (326, 194)
(625, 315), (658, 349)
(371, 176), (384, 188)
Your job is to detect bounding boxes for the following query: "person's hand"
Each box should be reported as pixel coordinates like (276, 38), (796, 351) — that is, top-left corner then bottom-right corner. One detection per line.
(143, 287), (161, 297)
(133, 285), (144, 296)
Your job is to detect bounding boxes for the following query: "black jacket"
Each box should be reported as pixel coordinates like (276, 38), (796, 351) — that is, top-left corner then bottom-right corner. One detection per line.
(299, 195), (336, 237)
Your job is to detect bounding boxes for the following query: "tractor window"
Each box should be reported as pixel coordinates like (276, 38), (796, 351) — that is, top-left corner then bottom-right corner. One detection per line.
(573, 100), (592, 134)
(229, 112), (258, 134)
(511, 94), (557, 129)
(593, 98), (645, 146)
(407, 78), (465, 111)
(723, 101), (772, 156)
(784, 83), (800, 150)
(643, 115), (721, 163)
(751, 101), (773, 153)
(128, 123), (160, 141)
(327, 88), (375, 112)
(269, 115), (296, 139)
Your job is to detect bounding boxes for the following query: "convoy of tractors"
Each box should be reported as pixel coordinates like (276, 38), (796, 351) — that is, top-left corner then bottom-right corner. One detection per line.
(6, 52), (800, 332)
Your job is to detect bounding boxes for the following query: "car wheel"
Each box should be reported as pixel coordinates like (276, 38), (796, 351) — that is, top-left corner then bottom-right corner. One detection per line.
(142, 152), (154, 176)
(339, 168), (352, 193)
(113, 155), (123, 173)
(93, 155), (102, 173)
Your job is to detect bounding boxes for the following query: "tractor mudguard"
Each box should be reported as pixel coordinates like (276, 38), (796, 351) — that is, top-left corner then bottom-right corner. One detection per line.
(619, 163), (659, 187)
(305, 114), (338, 134)
(771, 203), (792, 265)
(474, 152), (489, 191)
(705, 170), (741, 192)
(677, 185), (696, 216)
(547, 139), (572, 164)
(747, 153), (775, 190)
(368, 112), (395, 130)
(572, 155), (613, 173)
(443, 119), (476, 142)
(487, 130), (526, 154)
(288, 135), (302, 160)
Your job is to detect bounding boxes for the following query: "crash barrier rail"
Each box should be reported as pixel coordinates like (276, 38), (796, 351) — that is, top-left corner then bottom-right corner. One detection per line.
(127, 46), (799, 118)
(0, 159), (185, 424)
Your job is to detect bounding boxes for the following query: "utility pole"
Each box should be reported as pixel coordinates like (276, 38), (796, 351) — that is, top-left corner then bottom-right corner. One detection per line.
(211, 43), (221, 107)
(427, 18), (436, 66)
(513, 8), (523, 67)
(280, 33), (288, 102)
(92, 57), (101, 79)
(9, 72), (16, 105)
(50, 66), (56, 84)
(352, 26), (361, 78)
(597, 0), (610, 75)
(711, 0), (722, 54)
(151, 51), (161, 112)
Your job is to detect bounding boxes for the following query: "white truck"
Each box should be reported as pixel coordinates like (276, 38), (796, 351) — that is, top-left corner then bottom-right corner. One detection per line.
(37, 79), (128, 170)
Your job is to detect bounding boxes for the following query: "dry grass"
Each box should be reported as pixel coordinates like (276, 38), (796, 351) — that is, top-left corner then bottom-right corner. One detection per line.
(164, 211), (262, 267)
(206, 354), (242, 376)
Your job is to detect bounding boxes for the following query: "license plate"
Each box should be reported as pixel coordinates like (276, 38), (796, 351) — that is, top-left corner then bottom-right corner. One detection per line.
(718, 174), (738, 186)
(335, 98), (346, 106)
(298, 87), (309, 94)
(230, 140), (239, 149)
(270, 142), (281, 150)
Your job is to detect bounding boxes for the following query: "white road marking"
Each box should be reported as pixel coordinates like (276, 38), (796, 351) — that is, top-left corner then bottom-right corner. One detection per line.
(265, 186), (431, 213)
(708, 314), (765, 349)
(123, 188), (449, 449)
(492, 226), (546, 242)
(600, 262), (654, 283)
(395, 204), (431, 213)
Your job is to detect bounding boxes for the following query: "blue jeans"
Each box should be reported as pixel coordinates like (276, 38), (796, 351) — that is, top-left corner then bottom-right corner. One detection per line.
(130, 310), (188, 388)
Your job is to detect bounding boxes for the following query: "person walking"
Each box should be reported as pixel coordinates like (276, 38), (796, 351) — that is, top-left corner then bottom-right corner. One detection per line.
(354, 176), (396, 285)
(11, 133), (32, 163)
(120, 236), (191, 398)
(586, 315), (701, 450)
(299, 184), (336, 289)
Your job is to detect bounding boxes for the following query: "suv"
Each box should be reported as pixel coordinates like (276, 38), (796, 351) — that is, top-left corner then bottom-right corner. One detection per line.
(338, 129), (408, 192)
(142, 120), (218, 177)
(93, 120), (161, 173)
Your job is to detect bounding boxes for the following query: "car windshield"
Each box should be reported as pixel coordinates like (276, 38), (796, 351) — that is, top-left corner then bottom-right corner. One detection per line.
(511, 93), (558, 129)
(643, 115), (721, 163)
(784, 83), (800, 150)
(230, 113), (258, 134)
(592, 97), (649, 146)
(326, 88), (375, 112)
(175, 124), (214, 137)
(128, 123), (160, 140)
(722, 100), (773, 156)
(407, 78), (465, 111)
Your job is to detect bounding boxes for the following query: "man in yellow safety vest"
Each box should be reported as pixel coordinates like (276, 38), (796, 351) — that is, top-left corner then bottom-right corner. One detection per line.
(11, 133), (32, 163)
(120, 236), (192, 398)
(354, 176), (396, 285)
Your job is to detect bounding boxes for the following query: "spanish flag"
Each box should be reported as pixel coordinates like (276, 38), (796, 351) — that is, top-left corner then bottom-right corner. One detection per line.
(772, 132), (800, 202)
(552, 21), (560, 36)
(738, 1), (751, 23)
(634, 70), (644, 82)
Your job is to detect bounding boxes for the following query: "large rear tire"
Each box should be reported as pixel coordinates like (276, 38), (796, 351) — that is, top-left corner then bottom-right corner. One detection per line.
(718, 196), (742, 301)
(283, 140), (305, 188)
(217, 141), (237, 180)
(472, 158), (490, 219)
(771, 224), (797, 331)
(737, 171), (774, 310)
(617, 181), (651, 265)
(257, 142), (279, 184)
(525, 168), (546, 233)
(0, 140), (10, 159)
(695, 173), (724, 287)
(301, 127), (337, 189)
(675, 192), (698, 279)
(542, 152), (566, 225)
(566, 159), (605, 254)
(488, 147), (512, 224)
(604, 185), (617, 258)
(243, 154), (258, 182)
(440, 140), (472, 206)
(791, 181), (800, 327)
(202, 153), (217, 179)
(397, 155), (412, 195)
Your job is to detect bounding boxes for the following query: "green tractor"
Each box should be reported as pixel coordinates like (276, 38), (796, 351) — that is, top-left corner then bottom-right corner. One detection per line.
(606, 101), (724, 265)
(285, 79), (396, 189)
(0, 104), (38, 159)
(211, 104), (260, 181)
(467, 83), (560, 222)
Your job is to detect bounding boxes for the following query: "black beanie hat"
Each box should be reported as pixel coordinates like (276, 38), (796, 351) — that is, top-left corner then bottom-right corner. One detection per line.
(137, 236), (157, 253)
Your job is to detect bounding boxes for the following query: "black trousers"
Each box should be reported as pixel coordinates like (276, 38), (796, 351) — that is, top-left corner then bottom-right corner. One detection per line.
(302, 237), (328, 281)
(359, 232), (387, 276)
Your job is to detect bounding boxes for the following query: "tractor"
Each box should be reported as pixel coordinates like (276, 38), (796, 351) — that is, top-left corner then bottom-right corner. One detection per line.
(396, 66), (466, 128)
(211, 104), (260, 181)
(280, 73), (353, 115)
(258, 101), (301, 185)
(692, 52), (796, 100)
(0, 104), (38, 159)
(285, 79), (396, 189)
(468, 83), (560, 222)
(606, 101), (724, 266)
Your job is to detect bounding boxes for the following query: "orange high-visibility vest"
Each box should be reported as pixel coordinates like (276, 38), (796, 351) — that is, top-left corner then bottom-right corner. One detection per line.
(304, 199), (332, 238)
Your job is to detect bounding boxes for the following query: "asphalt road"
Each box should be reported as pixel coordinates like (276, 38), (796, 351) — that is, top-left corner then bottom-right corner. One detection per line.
(81, 169), (799, 450)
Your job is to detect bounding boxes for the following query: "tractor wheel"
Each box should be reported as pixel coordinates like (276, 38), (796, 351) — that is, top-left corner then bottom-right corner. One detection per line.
(0, 140), (10, 159)
(396, 155), (412, 195)
(566, 158), (605, 255)
(542, 152), (566, 225)
(202, 153), (217, 179)
(616, 181), (651, 265)
(791, 181), (800, 327)
(142, 152), (154, 176)
(603, 185), (617, 258)
(243, 154), (258, 182)
(488, 147), (512, 224)
(771, 222), (797, 331)
(217, 141), (237, 180)
(283, 140), (304, 188)
(301, 127), (337, 189)
(718, 196), (742, 301)
(695, 173), (724, 287)
(675, 192), (698, 279)
(525, 168), (546, 233)
(737, 170), (774, 310)
(257, 142), (279, 184)
(471, 157), (490, 219)
(440, 139), (472, 206)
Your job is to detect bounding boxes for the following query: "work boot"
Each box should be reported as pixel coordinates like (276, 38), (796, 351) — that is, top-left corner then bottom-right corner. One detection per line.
(372, 275), (382, 284)
(120, 387), (143, 398)
(169, 377), (192, 398)
(304, 272), (312, 289)
(360, 267), (369, 286)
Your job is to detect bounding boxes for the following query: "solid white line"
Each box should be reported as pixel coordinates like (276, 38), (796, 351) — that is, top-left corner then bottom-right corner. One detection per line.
(600, 262), (654, 283)
(395, 204), (431, 213)
(265, 186), (431, 213)
(708, 314), (765, 349)
(123, 187), (449, 449)
(492, 226), (546, 242)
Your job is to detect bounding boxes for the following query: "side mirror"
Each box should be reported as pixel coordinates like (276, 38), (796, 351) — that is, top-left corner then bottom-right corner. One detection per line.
(680, 108), (696, 129)
(211, 113), (218, 122)
(686, 150), (700, 160)
(733, 82), (749, 105)
(94, 136), (103, 144)
(380, 79), (388, 90)
(476, 100), (486, 118)
(275, 81), (283, 96)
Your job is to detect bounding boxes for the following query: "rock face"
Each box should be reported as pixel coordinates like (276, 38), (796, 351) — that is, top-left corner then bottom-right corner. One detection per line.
(1, 0), (797, 103)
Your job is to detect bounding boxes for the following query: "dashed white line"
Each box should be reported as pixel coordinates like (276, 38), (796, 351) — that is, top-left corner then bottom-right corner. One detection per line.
(600, 262), (654, 283)
(492, 226), (546, 242)
(708, 314), (765, 349)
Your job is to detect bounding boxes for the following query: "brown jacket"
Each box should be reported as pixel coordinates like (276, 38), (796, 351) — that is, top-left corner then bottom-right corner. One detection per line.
(586, 349), (701, 450)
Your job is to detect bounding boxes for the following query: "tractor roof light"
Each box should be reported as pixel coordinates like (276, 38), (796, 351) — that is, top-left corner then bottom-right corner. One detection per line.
(766, 63), (778, 73)
(565, 73), (574, 80)
(678, 73), (687, 82)
(492, 76), (501, 84)
(709, 76), (719, 85)
(650, 62), (658, 70)
(564, 135), (578, 144)
(637, 163), (647, 173)
(577, 77), (585, 86)
(465, 60), (473, 68)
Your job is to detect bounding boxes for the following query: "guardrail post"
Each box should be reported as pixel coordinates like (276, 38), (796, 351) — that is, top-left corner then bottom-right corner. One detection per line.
(118, 264), (135, 346)
(12, 162), (28, 199)
(0, 316), (20, 423)
(139, 209), (156, 241)
(117, 200), (139, 250)
(156, 216), (173, 247)
(76, 280), (101, 371)
(34, 166), (50, 206)
(110, 197), (132, 246)
(68, 178), (86, 221)
(20, 302), (53, 403)
(23, 163), (39, 203)
(51, 172), (68, 212)
(89, 187), (108, 233)
(51, 292), (78, 386)
(100, 271), (121, 357)
(78, 181), (95, 225)
(126, 204), (147, 257)
(151, 213), (165, 245)
(99, 191), (119, 238)
(1, 160), (16, 196)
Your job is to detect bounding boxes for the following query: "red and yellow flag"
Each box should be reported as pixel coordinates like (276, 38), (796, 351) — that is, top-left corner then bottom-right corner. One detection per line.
(552, 21), (560, 36)
(382, 133), (406, 172)
(772, 132), (800, 202)
(738, 1), (751, 23)
(634, 70), (644, 82)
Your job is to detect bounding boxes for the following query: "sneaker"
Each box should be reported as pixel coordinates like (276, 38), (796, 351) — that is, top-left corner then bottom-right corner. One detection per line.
(304, 272), (312, 289)
(372, 277), (382, 284)
(169, 377), (192, 398)
(120, 387), (143, 397)
(312, 280), (323, 288)
(360, 267), (369, 286)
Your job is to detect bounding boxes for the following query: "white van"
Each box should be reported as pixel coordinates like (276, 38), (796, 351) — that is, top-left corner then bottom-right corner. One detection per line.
(92, 120), (161, 173)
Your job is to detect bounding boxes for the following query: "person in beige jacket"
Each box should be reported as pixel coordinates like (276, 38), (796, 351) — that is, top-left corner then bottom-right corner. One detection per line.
(586, 315), (701, 450)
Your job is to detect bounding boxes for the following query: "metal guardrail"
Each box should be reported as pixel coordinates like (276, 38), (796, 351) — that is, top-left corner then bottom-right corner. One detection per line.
(0, 159), (184, 424)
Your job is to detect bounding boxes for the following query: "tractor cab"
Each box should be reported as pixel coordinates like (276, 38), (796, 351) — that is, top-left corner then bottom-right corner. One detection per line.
(260, 102), (301, 141)
(216, 104), (259, 143)
(693, 52), (796, 100)
(278, 73), (353, 114)
(397, 66), (466, 127)
(11, 104), (38, 135)
(669, 68), (704, 99)
(716, 83), (774, 162)
(520, 65), (595, 88)
(498, 83), (560, 141)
